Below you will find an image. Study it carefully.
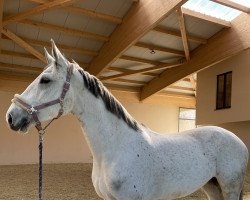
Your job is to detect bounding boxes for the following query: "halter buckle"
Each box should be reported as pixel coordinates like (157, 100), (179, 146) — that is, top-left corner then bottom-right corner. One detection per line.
(27, 106), (37, 114)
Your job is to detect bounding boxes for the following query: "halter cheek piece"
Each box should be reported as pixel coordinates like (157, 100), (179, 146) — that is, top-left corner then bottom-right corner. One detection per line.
(11, 64), (74, 135)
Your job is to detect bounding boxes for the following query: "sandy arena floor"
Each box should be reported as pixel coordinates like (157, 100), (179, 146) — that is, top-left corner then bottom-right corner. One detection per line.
(0, 163), (249, 200)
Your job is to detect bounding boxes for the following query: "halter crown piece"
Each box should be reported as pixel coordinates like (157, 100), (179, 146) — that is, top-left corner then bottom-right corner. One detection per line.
(11, 64), (74, 200)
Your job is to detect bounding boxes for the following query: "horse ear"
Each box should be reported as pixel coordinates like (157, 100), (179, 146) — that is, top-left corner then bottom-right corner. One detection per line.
(44, 47), (54, 64)
(50, 39), (68, 67)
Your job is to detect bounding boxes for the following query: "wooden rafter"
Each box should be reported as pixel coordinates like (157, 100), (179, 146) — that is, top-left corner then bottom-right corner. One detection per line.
(168, 85), (194, 92)
(107, 67), (158, 77)
(210, 0), (250, 13)
(3, 0), (73, 26)
(26, 0), (123, 24)
(177, 8), (190, 61)
(140, 13), (250, 100)
(1, 50), (37, 59)
(101, 61), (183, 81)
(102, 78), (147, 85)
(120, 55), (164, 66)
(134, 42), (185, 57)
(86, 0), (188, 76)
(1, 28), (46, 63)
(18, 19), (109, 42)
(2, 35), (98, 56)
(181, 7), (231, 27)
(0, 70), (195, 105)
(189, 75), (197, 96)
(153, 26), (207, 44)
(0, 49), (90, 67)
(0, 62), (42, 74)
(64, 6), (123, 24)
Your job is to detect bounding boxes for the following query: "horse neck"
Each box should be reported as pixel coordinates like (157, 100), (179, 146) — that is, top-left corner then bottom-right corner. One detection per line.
(71, 86), (136, 162)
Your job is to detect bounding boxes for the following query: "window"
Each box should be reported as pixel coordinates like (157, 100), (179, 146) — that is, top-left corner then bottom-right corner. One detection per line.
(216, 71), (232, 110)
(178, 108), (196, 132)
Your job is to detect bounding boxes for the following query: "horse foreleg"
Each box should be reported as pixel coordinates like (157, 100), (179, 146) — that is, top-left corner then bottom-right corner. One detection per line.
(202, 178), (224, 200)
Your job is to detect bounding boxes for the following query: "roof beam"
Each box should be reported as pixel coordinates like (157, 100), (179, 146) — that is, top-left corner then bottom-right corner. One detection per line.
(101, 61), (183, 81)
(86, 0), (188, 76)
(140, 13), (250, 100)
(25, 0), (123, 24)
(2, 35), (98, 56)
(210, 0), (250, 13)
(153, 26), (207, 44)
(3, 0), (73, 26)
(134, 42), (185, 57)
(181, 7), (231, 27)
(1, 28), (46, 63)
(18, 19), (109, 42)
(177, 8), (190, 60)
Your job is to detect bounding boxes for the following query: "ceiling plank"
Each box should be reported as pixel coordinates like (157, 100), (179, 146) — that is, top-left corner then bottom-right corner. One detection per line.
(153, 26), (207, 44)
(181, 7), (231, 27)
(2, 35), (98, 56)
(210, 0), (250, 13)
(177, 8), (190, 61)
(140, 13), (250, 100)
(25, 0), (123, 24)
(18, 19), (109, 42)
(3, 0), (73, 26)
(1, 28), (46, 63)
(101, 61), (183, 81)
(86, 0), (188, 76)
(120, 55), (164, 66)
(134, 42), (185, 57)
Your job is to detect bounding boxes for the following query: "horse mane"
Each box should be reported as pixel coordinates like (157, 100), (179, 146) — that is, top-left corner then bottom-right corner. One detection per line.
(77, 68), (141, 131)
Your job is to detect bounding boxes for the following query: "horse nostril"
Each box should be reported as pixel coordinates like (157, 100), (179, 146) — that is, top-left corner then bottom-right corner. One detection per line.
(8, 114), (13, 125)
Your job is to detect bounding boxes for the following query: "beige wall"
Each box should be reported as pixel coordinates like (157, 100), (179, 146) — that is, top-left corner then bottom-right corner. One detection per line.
(0, 87), (187, 165)
(219, 121), (250, 171)
(196, 49), (250, 125)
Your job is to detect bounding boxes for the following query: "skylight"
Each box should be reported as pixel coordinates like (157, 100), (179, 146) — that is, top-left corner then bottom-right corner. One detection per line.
(183, 0), (249, 21)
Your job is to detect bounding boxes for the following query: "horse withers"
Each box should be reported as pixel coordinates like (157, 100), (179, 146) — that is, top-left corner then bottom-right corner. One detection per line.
(6, 40), (248, 200)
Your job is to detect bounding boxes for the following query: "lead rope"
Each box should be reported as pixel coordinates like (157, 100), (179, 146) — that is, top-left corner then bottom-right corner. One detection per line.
(39, 132), (44, 200)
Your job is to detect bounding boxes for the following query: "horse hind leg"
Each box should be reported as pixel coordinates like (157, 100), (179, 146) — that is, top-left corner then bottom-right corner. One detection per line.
(202, 177), (224, 200)
(216, 170), (246, 200)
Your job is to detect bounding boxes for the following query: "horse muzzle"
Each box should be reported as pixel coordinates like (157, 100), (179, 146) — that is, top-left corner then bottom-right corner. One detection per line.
(6, 106), (32, 133)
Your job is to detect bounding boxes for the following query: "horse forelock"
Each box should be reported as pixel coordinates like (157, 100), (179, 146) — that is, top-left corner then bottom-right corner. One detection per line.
(77, 69), (141, 132)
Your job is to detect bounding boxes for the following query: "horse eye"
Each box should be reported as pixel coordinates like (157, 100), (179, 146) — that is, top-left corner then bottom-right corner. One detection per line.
(40, 77), (51, 84)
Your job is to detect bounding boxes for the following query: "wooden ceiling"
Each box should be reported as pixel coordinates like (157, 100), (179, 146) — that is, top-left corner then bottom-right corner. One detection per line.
(0, 0), (249, 102)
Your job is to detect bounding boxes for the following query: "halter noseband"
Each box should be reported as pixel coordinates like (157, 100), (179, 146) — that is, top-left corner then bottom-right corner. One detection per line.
(11, 64), (74, 135)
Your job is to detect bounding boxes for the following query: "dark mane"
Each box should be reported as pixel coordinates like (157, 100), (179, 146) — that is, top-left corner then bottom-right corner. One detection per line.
(78, 69), (141, 131)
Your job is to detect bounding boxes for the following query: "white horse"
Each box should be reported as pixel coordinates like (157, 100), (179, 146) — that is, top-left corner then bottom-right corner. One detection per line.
(6, 41), (248, 200)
